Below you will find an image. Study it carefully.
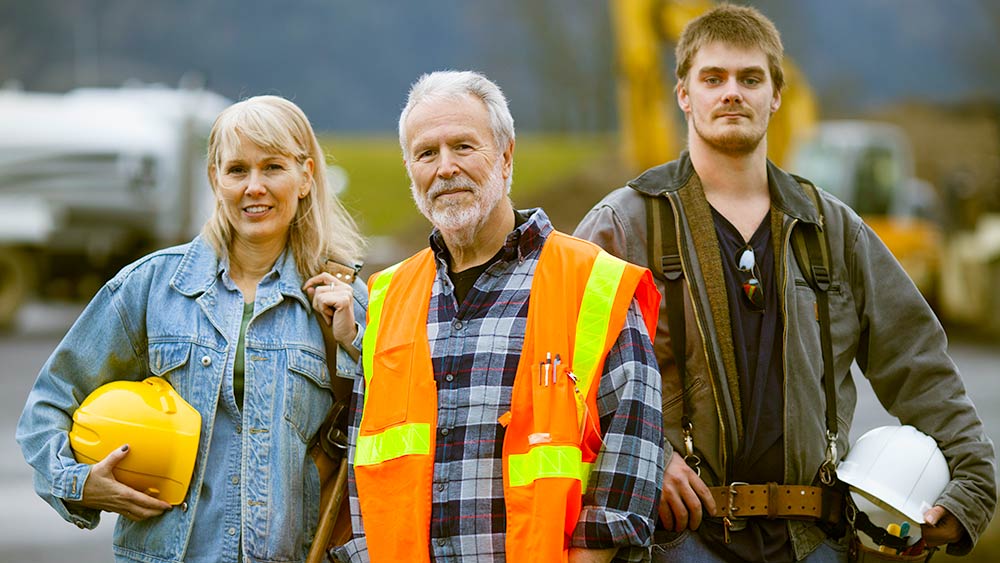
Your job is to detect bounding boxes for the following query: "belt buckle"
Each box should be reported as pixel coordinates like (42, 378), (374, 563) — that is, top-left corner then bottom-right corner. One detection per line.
(722, 481), (749, 542)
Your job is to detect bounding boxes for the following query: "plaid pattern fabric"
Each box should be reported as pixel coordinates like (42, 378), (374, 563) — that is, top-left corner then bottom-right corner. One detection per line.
(336, 209), (663, 563)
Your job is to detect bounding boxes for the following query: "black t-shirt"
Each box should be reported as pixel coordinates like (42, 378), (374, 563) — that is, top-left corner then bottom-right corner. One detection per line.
(698, 207), (792, 563)
(448, 210), (527, 304)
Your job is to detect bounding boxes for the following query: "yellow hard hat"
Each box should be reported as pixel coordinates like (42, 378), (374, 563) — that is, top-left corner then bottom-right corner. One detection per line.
(70, 377), (201, 505)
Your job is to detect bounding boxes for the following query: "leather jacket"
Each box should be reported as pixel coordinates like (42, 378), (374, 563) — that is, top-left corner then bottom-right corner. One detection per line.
(574, 152), (996, 558)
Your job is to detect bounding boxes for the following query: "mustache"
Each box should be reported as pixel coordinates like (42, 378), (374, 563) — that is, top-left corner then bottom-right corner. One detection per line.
(714, 105), (751, 118)
(427, 176), (477, 199)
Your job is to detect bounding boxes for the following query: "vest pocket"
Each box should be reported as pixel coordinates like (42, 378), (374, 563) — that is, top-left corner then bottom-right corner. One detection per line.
(364, 341), (413, 430)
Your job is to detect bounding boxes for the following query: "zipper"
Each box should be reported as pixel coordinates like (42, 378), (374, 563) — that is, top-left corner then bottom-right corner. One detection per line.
(667, 193), (737, 483)
(780, 217), (796, 484)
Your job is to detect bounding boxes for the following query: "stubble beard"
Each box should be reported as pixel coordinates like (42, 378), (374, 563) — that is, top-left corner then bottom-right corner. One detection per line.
(411, 160), (507, 248)
(692, 108), (770, 156)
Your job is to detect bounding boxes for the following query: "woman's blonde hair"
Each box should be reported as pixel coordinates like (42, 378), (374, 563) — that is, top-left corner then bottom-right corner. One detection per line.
(203, 95), (365, 278)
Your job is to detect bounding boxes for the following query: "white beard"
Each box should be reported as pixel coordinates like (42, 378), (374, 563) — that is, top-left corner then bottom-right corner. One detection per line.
(411, 159), (507, 247)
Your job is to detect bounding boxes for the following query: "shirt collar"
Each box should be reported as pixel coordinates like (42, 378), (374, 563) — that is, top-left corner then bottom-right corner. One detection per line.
(428, 207), (553, 270)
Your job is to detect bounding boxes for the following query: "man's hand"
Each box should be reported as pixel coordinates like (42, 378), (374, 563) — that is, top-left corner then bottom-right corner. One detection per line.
(659, 450), (716, 531)
(69, 444), (172, 521)
(922, 505), (964, 547)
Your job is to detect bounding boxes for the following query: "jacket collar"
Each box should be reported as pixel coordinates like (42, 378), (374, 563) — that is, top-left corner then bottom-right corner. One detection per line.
(170, 236), (311, 309)
(628, 150), (821, 225)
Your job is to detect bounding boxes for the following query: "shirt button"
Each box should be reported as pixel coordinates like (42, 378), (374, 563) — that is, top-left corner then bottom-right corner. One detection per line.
(236, 426), (242, 434)
(436, 482), (445, 492)
(180, 502), (188, 512)
(436, 538), (446, 547)
(228, 527), (237, 536)
(445, 373), (454, 382)
(452, 319), (463, 330)
(201, 355), (212, 367)
(440, 428), (449, 436)
(231, 475), (239, 485)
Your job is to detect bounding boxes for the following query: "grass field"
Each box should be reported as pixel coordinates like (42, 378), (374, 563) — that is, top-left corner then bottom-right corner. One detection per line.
(319, 133), (615, 239)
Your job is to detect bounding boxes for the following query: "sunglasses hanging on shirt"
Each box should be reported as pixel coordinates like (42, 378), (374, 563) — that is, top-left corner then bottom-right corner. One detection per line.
(737, 246), (765, 312)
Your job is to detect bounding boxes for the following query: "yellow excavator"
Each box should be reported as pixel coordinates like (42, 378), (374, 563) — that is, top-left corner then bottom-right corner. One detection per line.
(607, 0), (952, 306)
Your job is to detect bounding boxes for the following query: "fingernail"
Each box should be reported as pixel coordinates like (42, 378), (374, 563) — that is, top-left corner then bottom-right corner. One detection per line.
(121, 444), (129, 452)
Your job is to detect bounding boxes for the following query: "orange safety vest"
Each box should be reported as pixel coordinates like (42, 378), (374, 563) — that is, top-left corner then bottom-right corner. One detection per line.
(355, 232), (659, 562)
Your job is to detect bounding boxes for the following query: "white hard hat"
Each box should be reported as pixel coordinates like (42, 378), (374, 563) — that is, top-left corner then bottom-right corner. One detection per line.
(836, 425), (950, 524)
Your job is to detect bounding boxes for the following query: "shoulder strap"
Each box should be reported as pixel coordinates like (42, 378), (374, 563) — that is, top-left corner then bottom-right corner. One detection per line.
(645, 195), (697, 463)
(790, 183), (839, 446)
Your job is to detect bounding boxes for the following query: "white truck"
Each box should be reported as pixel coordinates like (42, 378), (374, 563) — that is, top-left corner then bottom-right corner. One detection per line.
(0, 85), (231, 327)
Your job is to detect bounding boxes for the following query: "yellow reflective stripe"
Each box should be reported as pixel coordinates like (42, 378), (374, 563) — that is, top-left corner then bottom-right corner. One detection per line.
(572, 251), (626, 426)
(355, 422), (431, 467)
(361, 262), (402, 414)
(508, 445), (591, 487)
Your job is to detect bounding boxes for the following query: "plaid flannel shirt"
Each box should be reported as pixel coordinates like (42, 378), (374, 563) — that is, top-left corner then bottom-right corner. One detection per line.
(335, 209), (663, 562)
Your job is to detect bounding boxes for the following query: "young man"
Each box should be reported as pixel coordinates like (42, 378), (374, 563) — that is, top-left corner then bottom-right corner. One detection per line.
(331, 70), (664, 563)
(574, 5), (996, 562)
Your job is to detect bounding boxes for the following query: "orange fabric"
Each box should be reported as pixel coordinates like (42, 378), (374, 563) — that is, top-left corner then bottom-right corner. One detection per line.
(502, 233), (656, 561)
(354, 249), (437, 563)
(356, 234), (659, 562)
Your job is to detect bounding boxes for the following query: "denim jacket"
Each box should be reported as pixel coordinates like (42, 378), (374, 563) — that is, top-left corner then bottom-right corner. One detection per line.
(17, 236), (368, 563)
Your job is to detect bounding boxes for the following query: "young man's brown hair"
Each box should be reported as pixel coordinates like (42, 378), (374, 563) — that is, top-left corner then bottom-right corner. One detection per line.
(674, 3), (785, 93)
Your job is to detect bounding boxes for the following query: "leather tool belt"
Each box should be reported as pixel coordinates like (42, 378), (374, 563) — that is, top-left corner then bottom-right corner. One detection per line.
(710, 482), (843, 522)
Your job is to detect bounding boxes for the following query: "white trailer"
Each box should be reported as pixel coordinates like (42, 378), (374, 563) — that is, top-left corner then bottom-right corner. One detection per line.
(0, 85), (231, 326)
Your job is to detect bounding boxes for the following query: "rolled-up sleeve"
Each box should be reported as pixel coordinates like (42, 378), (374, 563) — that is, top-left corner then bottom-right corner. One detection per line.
(571, 300), (664, 562)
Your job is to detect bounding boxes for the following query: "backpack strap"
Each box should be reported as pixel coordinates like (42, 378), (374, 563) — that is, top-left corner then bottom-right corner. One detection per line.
(645, 194), (700, 473)
(790, 181), (839, 483)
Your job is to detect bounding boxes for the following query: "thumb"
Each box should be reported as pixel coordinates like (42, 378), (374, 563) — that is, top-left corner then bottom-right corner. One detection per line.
(98, 444), (131, 471)
(924, 505), (945, 526)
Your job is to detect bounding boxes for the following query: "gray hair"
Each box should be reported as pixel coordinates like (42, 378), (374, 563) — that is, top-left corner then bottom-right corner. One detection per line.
(398, 70), (515, 186)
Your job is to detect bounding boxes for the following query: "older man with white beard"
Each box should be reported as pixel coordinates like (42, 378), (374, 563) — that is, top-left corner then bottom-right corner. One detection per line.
(329, 70), (665, 563)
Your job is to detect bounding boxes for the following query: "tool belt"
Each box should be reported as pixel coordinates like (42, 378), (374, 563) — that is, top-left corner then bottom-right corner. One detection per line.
(710, 482), (842, 522)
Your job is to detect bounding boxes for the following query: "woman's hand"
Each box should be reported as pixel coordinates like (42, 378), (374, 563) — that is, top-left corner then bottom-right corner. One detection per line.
(303, 273), (358, 349)
(70, 444), (172, 521)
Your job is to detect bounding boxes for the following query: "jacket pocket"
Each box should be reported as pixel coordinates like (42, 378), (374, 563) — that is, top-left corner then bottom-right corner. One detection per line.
(662, 375), (706, 414)
(149, 342), (192, 376)
(362, 341), (414, 430)
(148, 342), (193, 397)
(284, 347), (333, 443)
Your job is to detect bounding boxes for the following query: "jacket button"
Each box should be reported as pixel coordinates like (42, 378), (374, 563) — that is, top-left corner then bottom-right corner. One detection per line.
(180, 502), (188, 512)
(201, 355), (212, 367)
(228, 527), (237, 536)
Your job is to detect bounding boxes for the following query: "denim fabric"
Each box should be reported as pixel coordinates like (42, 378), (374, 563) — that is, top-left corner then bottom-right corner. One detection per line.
(16, 236), (367, 563)
(650, 529), (848, 563)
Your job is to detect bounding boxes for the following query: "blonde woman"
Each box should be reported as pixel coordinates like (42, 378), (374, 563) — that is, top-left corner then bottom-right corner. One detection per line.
(17, 95), (367, 563)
